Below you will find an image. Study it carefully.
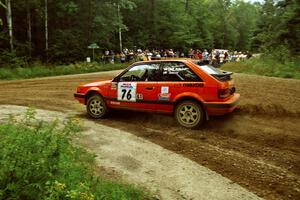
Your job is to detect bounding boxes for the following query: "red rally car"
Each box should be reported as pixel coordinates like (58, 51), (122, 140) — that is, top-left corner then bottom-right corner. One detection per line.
(74, 60), (240, 128)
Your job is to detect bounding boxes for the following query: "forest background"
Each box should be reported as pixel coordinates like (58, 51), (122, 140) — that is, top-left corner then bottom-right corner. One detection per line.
(0, 0), (299, 75)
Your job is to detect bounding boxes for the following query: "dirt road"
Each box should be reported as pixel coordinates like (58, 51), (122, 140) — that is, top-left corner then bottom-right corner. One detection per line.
(0, 71), (299, 200)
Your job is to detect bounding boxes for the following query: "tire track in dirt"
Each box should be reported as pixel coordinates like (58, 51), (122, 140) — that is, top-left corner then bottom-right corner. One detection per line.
(0, 71), (299, 200)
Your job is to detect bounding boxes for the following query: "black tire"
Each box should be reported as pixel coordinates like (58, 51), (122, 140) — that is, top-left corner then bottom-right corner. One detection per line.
(175, 100), (204, 129)
(86, 94), (108, 119)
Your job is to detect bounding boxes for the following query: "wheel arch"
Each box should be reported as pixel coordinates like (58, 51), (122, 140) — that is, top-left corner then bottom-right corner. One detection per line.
(174, 96), (204, 110)
(85, 88), (103, 105)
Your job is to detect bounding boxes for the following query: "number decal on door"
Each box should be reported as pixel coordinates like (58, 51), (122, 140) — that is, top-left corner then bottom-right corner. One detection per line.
(121, 89), (132, 100)
(118, 82), (137, 102)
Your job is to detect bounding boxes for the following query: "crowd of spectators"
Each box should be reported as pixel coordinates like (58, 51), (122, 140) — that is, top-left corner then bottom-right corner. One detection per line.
(97, 48), (252, 66)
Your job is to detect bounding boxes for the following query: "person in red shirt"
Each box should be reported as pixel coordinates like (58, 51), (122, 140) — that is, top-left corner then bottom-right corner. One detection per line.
(198, 50), (203, 60)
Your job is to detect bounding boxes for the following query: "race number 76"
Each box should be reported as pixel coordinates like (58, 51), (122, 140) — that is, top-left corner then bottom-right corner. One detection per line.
(117, 82), (137, 102)
(121, 89), (132, 100)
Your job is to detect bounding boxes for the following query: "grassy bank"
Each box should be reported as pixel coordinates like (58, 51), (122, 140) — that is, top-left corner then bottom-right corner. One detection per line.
(0, 62), (128, 80)
(221, 56), (300, 79)
(0, 110), (150, 200)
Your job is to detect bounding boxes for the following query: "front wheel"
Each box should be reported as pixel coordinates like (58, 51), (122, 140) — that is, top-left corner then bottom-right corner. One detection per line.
(86, 94), (108, 119)
(175, 100), (204, 129)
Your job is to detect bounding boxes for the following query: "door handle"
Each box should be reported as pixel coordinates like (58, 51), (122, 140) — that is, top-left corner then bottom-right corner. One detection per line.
(145, 86), (154, 90)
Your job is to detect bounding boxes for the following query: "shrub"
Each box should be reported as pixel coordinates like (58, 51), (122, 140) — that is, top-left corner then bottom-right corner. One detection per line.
(0, 50), (27, 68)
(0, 109), (149, 200)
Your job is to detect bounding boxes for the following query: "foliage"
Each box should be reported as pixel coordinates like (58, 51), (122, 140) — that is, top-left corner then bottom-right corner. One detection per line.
(0, 0), (299, 67)
(0, 50), (27, 67)
(0, 62), (127, 80)
(221, 55), (300, 79)
(0, 0), (262, 63)
(0, 109), (149, 200)
(253, 0), (300, 55)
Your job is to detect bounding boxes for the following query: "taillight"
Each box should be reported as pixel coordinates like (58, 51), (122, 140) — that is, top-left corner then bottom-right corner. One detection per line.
(231, 87), (236, 94)
(218, 87), (236, 98)
(218, 88), (231, 99)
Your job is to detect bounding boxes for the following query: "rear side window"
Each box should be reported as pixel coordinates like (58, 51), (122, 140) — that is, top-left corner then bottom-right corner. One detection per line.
(160, 62), (202, 82)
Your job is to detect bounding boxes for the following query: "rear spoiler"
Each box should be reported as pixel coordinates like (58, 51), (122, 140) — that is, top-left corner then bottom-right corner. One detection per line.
(212, 71), (233, 81)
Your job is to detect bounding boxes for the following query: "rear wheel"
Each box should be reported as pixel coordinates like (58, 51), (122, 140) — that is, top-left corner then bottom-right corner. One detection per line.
(86, 94), (108, 118)
(175, 100), (204, 129)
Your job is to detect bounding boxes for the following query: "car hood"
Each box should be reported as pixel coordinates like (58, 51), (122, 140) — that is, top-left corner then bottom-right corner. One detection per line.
(81, 80), (112, 87)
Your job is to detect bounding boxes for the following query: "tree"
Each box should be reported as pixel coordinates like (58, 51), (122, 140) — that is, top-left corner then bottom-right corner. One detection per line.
(232, 0), (259, 51)
(253, 0), (277, 51)
(0, 0), (13, 51)
(276, 0), (300, 55)
(45, 0), (48, 61)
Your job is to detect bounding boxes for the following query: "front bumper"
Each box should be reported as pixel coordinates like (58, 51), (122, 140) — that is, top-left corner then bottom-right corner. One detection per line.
(74, 93), (85, 104)
(204, 93), (240, 116)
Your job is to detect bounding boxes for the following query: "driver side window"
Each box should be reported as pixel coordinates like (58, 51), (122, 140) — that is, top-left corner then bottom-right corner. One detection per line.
(119, 64), (159, 82)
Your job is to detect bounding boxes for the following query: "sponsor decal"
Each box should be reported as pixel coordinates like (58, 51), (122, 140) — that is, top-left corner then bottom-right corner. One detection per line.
(117, 82), (137, 102)
(110, 101), (120, 105)
(158, 93), (171, 101)
(111, 82), (117, 90)
(183, 83), (204, 87)
(159, 86), (171, 101)
(161, 86), (169, 94)
(136, 93), (143, 100)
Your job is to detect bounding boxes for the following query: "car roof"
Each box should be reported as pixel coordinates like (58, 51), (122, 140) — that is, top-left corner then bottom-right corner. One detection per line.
(133, 59), (192, 65)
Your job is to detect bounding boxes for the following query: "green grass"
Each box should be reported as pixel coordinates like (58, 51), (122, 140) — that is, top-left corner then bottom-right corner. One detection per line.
(221, 56), (300, 79)
(0, 109), (151, 200)
(0, 62), (128, 80)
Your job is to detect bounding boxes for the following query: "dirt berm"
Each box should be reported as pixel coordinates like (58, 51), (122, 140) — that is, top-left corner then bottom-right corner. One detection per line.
(0, 70), (299, 200)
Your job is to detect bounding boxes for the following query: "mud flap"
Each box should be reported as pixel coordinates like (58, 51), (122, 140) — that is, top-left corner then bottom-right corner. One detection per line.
(205, 110), (209, 121)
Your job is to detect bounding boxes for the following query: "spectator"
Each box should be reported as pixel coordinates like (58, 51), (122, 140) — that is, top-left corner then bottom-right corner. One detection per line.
(120, 52), (126, 63)
(110, 50), (115, 63)
(180, 51), (185, 58)
(219, 51), (225, 63)
(168, 49), (175, 57)
(104, 49), (110, 63)
(215, 50), (220, 64)
(224, 51), (228, 62)
(145, 50), (152, 61)
(198, 50), (203, 60)
(203, 49), (209, 64)
(246, 51), (252, 59)
(188, 48), (194, 58)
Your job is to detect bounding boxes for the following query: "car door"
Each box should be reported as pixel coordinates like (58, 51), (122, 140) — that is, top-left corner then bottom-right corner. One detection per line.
(107, 63), (159, 111)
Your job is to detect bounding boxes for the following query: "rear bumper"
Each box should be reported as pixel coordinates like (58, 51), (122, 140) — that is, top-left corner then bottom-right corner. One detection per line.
(74, 93), (85, 104)
(204, 93), (240, 116)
